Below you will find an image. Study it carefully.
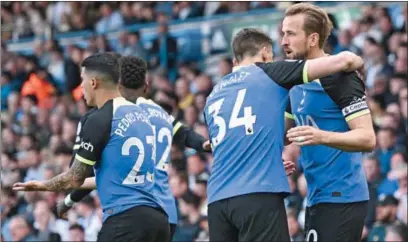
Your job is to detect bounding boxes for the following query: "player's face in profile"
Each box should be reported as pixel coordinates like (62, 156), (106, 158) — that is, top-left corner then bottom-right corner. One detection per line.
(80, 67), (95, 106)
(281, 14), (310, 59)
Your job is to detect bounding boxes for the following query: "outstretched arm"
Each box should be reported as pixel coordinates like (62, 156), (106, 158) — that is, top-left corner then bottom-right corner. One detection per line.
(256, 51), (364, 90)
(305, 51), (364, 82)
(13, 159), (93, 192)
(172, 119), (210, 152)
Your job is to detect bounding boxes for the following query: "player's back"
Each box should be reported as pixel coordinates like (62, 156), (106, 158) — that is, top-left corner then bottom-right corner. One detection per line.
(136, 97), (177, 225)
(204, 64), (291, 204)
(93, 97), (163, 221)
(287, 73), (369, 206)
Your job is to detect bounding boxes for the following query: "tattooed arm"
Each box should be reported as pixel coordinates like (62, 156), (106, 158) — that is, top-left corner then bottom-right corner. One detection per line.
(13, 159), (93, 192)
(44, 159), (93, 191)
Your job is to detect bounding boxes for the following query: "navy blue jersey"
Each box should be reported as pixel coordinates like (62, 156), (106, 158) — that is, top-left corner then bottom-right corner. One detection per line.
(204, 60), (310, 204)
(136, 97), (177, 224)
(70, 108), (97, 167)
(75, 97), (164, 222)
(286, 72), (370, 206)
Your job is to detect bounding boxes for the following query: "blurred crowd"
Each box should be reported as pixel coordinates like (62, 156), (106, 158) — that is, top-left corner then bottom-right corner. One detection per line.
(1, 1), (276, 40)
(1, 2), (407, 242)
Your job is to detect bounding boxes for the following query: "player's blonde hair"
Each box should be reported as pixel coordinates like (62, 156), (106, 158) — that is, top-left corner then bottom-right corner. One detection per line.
(285, 3), (333, 48)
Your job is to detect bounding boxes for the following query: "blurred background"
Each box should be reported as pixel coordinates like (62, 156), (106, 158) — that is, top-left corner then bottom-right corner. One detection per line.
(1, 1), (407, 242)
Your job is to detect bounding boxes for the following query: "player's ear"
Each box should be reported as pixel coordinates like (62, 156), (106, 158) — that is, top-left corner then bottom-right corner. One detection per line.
(232, 58), (238, 66)
(143, 80), (149, 94)
(309, 33), (319, 48)
(90, 77), (98, 90)
(261, 46), (273, 62)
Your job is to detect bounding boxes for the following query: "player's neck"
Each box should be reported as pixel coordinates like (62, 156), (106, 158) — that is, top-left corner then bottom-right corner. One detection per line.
(307, 49), (326, 59)
(235, 57), (262, 68)
(119, 87), (145, 103)
(95, 89), (121, 109)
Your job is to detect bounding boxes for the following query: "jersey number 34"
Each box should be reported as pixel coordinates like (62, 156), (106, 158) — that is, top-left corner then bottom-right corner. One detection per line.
(208, 88), (257, 147)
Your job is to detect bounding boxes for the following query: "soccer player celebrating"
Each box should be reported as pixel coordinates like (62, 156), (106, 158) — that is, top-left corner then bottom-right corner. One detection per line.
(57, 55), (209, 241)
(13, 53), (170, 242)
(203, 28), (367, 241)
(282, 3), (376, 241)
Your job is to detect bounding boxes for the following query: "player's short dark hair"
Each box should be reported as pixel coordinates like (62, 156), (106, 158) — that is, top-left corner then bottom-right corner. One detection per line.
(232, 28), (273, 62)
(119, 56), (147, 90)
(81, 52), (121, 84)
(69, 223), (85, 232)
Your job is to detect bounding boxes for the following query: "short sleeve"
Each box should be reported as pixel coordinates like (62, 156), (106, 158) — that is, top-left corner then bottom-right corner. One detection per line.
(75, 106), (112, 166)
(320, 72), (370, 122)
(285, 98), (294, 120)
(256, 60), (307, 89)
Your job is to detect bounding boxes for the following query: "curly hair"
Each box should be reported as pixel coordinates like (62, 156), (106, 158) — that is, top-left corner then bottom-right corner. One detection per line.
(119, 56), (147, 90)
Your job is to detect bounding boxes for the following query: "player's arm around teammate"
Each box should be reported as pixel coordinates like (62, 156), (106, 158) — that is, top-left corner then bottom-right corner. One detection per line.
(286, 73), (376, 152)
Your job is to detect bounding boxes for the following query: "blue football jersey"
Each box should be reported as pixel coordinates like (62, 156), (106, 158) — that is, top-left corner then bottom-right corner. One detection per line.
(204, 61), (311, 204)
(136, 97), (177, 225)
(286, 72), (370, 206)
(75, 97), (164, 222)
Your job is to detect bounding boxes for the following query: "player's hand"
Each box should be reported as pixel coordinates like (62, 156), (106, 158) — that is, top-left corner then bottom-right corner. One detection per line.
(12, 180), (47, 191)
(203, 140), (212, 152)
(287, 126), (326, 146)
(283, 160), (296, 176)
(340, 51), (364, 72)
(57, 200), (72, 219)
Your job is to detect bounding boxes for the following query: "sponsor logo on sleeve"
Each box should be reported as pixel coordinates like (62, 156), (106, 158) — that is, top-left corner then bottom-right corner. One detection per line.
(80, 140), (94, 152)
(342, 96), (368, 117)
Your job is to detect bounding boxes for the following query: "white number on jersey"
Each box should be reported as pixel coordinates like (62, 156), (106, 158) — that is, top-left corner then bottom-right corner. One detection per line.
(306, 229), (318, 242)
(156, 127), (172, 172)
(122, 136), (155, 185)
(294, 114), (319, 128)
(207, 88), (257, 147)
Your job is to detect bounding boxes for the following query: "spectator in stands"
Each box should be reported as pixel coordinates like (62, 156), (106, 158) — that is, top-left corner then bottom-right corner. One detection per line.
(170, 172), (189, 200)
(95, 35), (112, 53)
(74, 196), (101, 241)
(1, 71), (15, 111)
(175, 78), (194, 110)
(368, 195), (402, 242)
(149, 23), (178, 82)
(33, 200), (68, 241)
(174, 190), (202, 241)
(69, 224), (85, 242)
(173, 2), (200, 20)
(95, 3), (123, 34)
(9, 215), (37, 242)
(194, 216), (209, 241)
(365, 38), (394, 88)
(385, 223), (408, 242)
(376, 128), (399, 175)
(363, 154), (398, 196)
(120, 31), (147, 59)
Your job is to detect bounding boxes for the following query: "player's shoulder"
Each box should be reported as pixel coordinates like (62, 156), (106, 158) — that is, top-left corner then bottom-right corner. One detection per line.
(80, 107), (98, 122)
(136, 97), (161, 108)
(85, 99), (115, 127)
(322, 70), (362, 83)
